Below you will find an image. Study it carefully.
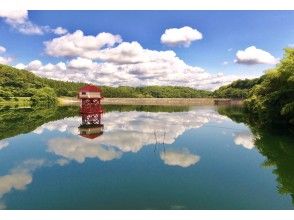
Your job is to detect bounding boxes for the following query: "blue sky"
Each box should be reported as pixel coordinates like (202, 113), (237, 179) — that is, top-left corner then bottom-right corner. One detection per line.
(0, 10), (294, 90)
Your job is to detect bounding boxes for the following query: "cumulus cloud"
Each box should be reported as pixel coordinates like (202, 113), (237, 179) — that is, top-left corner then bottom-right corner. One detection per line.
(160, 26), (203, 47)
(0, 10), (28, 24)
(0, 10), (68, 36)
(44, 30), (122, 58)
(160, 150), (200, 167)
(235, 46), (278, 65)
(68, 57), (97, 70)
(18, 39), (240, 90)
(234, 131), (255, 149)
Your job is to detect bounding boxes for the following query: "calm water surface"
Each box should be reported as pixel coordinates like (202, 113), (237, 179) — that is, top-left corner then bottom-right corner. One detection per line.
(0, 105), (293, 209)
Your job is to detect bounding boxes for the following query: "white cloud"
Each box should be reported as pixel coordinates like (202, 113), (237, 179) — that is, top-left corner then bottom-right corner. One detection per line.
(0, 10), (68, 36)
(234, 131), (255, 149)
(68, 57), (96, 70)
(44, 30), (122, 58)
(0, 56), (12, 65)
(48, 138), (122, 163)
(53, 27), (68, 35)
(0, 46), (6, 53)
(0, 46), (12, 65)
(0, 10), (44, 35)
(235, 46), (278, 65)
(160, 150), (200, 167)
(222, 61), (229, 65)
(0, 10), (28, 24)
(18, 40), (240, 90)
(160, 26), (203, 47)
(0, 159), (45, 208)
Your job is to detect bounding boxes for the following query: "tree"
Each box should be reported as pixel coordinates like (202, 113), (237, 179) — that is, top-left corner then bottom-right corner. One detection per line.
(244, 48), (294, 126)
(31, 87), (57, 106)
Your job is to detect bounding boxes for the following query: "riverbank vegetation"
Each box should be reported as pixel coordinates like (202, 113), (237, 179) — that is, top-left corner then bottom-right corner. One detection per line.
(215, 48), (294, 126)
(244, 48), (294, 126)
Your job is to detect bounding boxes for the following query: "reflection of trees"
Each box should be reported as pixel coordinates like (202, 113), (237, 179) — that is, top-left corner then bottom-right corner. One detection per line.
(0, 106), (78, 140)
(0, 105), (189, 141)
(218, 106), (294, 204)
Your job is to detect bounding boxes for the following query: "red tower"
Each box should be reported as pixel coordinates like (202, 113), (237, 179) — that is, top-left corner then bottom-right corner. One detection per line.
(78, 85), (104, 139)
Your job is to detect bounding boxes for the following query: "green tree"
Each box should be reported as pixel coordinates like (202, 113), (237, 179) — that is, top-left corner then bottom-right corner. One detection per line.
(31, 87), (57, 106)
(244, 48), (294, 126)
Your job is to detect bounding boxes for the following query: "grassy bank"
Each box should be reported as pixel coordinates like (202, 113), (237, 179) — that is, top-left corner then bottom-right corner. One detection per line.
(58, 97), (243, 106)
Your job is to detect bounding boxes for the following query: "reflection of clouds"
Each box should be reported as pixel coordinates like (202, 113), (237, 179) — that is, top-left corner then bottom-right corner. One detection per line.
(160, 150), (200, 168)
(33, 118), (80, 135)
(234, 131), (255, 149)
(0, 159), (45, 209)
(0, 140), (9, 150)
(48, 138), (122, 163)
(56, 158), (70, 166)
(44, 109), (226, 163)
(100, 110), (225, 153)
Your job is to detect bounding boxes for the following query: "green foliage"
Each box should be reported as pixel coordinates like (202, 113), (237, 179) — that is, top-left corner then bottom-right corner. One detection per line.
(244, 48), (294, 126)
(0, 64), (85, 98)
(30, 87), (57, 106)
(213, 78), (262, 98)
(0, 106), (79, 140)
(102, 85), (212, 98)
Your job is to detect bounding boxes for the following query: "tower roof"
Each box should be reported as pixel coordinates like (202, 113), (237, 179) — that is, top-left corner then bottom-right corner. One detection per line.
(79, 85), (101, 93)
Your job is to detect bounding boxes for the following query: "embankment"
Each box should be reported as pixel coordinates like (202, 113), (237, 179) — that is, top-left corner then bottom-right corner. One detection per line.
(58, 97), (243, 106)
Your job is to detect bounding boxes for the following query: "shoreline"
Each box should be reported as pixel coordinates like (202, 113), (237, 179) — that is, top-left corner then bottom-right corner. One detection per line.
(58, 97), (243, 106)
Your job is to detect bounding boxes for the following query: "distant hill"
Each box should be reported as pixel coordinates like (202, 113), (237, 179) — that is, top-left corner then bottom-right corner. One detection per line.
(0, 64), (212, 98)
(0, 64), (86, 98)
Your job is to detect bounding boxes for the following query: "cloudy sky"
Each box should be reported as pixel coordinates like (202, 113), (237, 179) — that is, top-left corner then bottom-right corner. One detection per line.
(0, 10), (294, 90)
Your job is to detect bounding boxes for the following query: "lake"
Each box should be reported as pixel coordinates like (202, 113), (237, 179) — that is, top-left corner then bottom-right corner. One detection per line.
(0, 104), (293, 210)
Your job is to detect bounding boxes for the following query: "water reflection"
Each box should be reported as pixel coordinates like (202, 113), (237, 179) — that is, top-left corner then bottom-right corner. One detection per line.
(160, 150), (200, 168)
(0, 159), (45, 209)
(45, 108), (224, 164)
(78, 104), (104, 139)
(233, 131), (255, 150)
(0, 105), (293, 209)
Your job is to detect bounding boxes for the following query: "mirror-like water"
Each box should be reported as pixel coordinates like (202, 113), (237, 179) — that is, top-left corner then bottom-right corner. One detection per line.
(0, 105), (293, 209)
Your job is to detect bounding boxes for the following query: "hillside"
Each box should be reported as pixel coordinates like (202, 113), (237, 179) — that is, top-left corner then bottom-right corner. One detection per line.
(0, 64), (86, 98)
(0, 64), (212, 99)
(213, 77), (264, 98)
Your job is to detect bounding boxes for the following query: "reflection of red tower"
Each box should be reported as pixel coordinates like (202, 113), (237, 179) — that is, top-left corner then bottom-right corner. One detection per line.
(78, 85), (104, 139)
